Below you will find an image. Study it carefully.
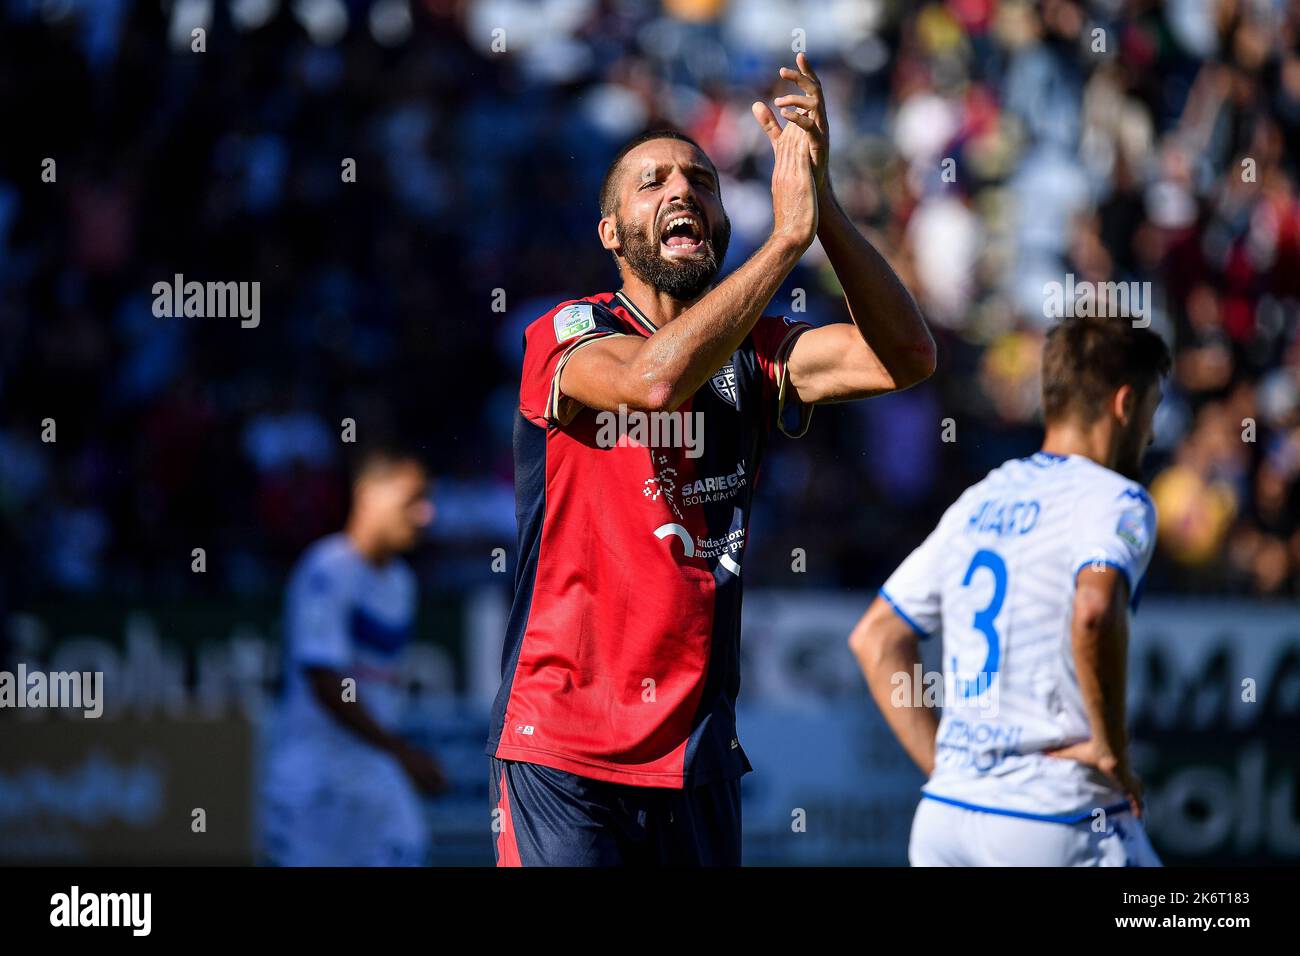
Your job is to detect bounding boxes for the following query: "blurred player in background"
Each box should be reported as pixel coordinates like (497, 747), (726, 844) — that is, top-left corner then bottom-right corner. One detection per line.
(487, 55), (935, 866)
(261, 446), (446, 867)
(851, 316), (1172, 866)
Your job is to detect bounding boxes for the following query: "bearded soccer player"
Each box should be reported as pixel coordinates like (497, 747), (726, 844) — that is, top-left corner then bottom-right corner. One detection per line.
(487, 55), (936, 866)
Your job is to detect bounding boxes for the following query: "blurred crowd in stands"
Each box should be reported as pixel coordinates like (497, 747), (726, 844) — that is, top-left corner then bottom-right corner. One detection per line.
(1, 0), (1299, 603)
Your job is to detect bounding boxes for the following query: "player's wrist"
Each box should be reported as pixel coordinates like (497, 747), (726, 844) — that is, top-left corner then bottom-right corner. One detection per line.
(815, 175), (837, 213)
(1094, 745), (1126, 776)
(765, 227), (811, 262)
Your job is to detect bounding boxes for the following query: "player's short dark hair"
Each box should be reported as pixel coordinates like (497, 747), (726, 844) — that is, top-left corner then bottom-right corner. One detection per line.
(1040, 316), (1171, 425)
(346, 442), (427, 488)
(598, 129), (717, 218)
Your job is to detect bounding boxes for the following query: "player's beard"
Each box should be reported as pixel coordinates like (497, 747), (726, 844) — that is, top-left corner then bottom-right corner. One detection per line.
(615, 208), (731, 303)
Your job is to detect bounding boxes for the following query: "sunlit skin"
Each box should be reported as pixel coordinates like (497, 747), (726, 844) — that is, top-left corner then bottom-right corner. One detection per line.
(566, 53), (936, 416)
(598, 139), (731, 309)
(1039, 381), (1163, 481)
(1038, 378), (1163, 815)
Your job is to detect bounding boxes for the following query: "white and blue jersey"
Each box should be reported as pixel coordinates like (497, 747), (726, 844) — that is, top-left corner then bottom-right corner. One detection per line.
(260, 533), (427, 866)
(881, 452), (1157, 824)
(277, 533), (416, 743)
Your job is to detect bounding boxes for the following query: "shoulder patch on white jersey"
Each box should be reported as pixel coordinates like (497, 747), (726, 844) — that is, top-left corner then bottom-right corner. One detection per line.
(1116, 507), (1149, 551)
(554, 303), (595, 342)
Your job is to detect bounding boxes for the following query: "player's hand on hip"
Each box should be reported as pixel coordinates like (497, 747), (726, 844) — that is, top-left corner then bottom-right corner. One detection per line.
(754, 100), (818, 251)
(1044, 738), (1145, 818)
(753, 52), (829, 194)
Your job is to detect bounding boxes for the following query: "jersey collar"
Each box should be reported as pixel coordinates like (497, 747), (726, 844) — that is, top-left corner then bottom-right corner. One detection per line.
(614, 290), (659, 335)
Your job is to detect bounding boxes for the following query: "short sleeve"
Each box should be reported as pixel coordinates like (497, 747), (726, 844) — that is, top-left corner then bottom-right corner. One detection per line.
(879, 521), (948, 639)
(290, 564), (352, 671)
(519, 301), (630, 428)
(1070, 485), (1157, 610)
(751, 314), (814, 438)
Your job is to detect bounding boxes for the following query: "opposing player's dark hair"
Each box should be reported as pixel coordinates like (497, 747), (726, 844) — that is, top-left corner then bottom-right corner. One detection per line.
(598, 128), (715, 217)
(346, 440), (429, 486)
(1041, 316), (1172, 424)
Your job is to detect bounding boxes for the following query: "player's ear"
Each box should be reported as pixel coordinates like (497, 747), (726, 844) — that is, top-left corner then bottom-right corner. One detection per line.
(598, 215), (620, 254)
(1113, 383), (1135, 425)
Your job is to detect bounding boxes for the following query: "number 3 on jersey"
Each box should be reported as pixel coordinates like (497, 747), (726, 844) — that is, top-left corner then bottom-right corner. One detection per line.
(955, 549), (1007, 698)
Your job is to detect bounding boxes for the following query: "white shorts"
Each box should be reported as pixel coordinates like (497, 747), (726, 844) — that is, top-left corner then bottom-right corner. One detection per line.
(909, 796), (1162, 867)
(260, 743), (429, 867)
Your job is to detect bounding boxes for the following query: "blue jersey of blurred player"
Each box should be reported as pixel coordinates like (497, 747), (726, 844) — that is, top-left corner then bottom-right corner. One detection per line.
(851, 316), (1172, 866)
(260, 446), (445, 866)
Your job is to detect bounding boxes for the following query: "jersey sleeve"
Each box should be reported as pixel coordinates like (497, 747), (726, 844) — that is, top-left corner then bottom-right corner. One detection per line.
(751, 314), (814, 438)
(878, 518), (949, 639)
(289, 562), (353, 671)
(1070, 484), (1157, 610)
(519, 300), (630, 428)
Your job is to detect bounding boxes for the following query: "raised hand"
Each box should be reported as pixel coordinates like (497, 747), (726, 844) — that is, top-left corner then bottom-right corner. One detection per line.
(752, 52), (829, 193)
(753, 95), (818, 251)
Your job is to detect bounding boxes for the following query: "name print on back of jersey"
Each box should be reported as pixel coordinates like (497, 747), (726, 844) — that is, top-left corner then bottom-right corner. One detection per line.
(966, 498), (1041, 537)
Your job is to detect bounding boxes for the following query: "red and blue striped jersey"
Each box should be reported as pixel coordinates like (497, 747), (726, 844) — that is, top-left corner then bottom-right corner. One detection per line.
(487, 290), (812, 788)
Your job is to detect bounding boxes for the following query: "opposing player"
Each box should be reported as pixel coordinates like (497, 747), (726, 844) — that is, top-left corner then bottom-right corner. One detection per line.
(487, 54), (936, 866)
(261, 446), (446, 866)
(850, 316), (1172, 866)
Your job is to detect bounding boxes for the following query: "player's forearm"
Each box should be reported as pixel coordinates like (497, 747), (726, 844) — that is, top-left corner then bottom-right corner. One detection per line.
(1070, 599), (1130, 759)
(307, 669), (406, 755)
(851, 619), (938, 775)
(629, 234), (804, 411)
(816, 186), (934, 387)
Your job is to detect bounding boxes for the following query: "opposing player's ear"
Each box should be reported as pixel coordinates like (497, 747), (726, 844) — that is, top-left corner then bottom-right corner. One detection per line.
(598, 216), (620, 254)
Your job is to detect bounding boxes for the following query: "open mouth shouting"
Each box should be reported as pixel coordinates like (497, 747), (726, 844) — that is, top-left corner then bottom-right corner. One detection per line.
(659, 209), (708, 258)
(616, 199), (729, 301)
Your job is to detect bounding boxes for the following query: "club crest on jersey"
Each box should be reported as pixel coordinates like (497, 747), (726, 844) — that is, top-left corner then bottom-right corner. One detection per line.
(710, 363), (738, 407)
(554, 303), (596, 342)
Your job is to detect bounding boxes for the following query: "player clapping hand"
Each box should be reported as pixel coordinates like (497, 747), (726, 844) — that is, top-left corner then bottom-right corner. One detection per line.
(752, 52), (830, 193)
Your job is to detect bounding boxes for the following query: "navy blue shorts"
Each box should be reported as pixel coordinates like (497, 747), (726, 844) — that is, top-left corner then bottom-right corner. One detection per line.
(488, 757), (741, 867)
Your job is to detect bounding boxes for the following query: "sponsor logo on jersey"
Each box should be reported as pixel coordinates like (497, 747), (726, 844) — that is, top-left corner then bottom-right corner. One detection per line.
(643, 453), (682, 518)
(652, 523), (744, 575)
(681, 460), (748, 505)
(644, 458), (748, 512)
